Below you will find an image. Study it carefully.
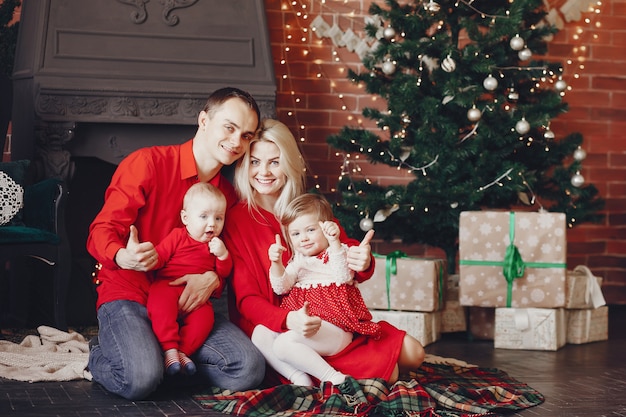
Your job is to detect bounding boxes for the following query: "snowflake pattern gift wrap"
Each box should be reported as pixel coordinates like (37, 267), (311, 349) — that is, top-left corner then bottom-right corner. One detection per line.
(494, 307), (566, 351)
(359, 252), (446, 312)
(459, 211), (567, 308)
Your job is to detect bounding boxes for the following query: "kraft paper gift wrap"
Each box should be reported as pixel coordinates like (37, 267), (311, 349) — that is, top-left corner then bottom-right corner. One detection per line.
(468, 307), (495, 340)
(565, 265), (606, 309)
(494, 307), (566, 351)
(566, 305), (608, 344)
(359, 252), (446, 312)
(369, 310), (441, 346)
(441, 300), (467, 333)
(459, 211), (567, 308)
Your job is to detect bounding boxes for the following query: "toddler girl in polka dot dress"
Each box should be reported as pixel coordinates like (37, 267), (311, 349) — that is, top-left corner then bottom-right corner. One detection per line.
(259, 193), (381, 386)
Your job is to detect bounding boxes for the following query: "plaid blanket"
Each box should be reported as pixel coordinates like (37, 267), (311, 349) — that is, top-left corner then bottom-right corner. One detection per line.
(193, 359), (544, 417)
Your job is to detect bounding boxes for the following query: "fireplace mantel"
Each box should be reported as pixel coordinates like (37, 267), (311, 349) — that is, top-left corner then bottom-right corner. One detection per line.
(11, 0), (276, 178)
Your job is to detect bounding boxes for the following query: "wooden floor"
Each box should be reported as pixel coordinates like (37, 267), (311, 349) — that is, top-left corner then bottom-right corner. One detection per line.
(1, 305), (625, 417)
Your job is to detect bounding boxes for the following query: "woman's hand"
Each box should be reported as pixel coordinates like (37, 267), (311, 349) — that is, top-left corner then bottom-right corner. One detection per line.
(286, 302), (322, 337)
(171, 270), (220, 313)
(346, 229), (374, 272)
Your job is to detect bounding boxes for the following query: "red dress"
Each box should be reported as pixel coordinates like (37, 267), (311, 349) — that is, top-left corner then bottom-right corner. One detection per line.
(223, 202), (405, 382)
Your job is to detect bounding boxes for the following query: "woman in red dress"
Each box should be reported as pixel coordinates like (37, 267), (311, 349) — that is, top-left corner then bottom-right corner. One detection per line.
(222, 119), (425, 386)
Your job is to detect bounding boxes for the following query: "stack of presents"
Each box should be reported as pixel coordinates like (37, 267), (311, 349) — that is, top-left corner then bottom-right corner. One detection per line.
(361, 210), (608, 350)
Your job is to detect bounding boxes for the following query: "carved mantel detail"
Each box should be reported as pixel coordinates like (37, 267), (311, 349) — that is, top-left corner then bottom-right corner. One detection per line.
(116, 0), (200, 26)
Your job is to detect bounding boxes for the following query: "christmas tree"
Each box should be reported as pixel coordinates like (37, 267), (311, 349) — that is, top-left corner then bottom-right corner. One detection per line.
(327, 0), (604, 269)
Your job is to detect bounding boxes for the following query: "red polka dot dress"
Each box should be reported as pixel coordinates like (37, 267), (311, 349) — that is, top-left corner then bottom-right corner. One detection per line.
(271, 244), (381, 338)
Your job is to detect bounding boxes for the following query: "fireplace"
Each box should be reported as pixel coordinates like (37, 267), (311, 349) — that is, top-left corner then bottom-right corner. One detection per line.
(8, 0), (276, 325)
(11, 0), (276, 178)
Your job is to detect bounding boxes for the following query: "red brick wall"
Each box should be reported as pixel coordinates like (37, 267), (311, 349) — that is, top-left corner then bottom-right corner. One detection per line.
(264, 0), (626, 304)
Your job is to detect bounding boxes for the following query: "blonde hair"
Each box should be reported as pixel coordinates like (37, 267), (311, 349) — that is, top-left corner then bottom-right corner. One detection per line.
(234, 119), (307, 216)
(183, 182), (226, 210)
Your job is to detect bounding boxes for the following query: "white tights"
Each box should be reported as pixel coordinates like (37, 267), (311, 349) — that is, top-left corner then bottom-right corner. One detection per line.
(251, 321), (353, 386)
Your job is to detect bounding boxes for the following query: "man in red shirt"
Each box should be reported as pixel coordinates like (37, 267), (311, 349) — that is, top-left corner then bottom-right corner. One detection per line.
(86, 87), (266, 400)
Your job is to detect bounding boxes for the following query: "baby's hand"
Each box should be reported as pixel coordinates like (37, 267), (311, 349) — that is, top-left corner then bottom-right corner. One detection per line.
(209, 237), (228, 259)
(319, 221), (340, 242)
(268, 234), (286, 263)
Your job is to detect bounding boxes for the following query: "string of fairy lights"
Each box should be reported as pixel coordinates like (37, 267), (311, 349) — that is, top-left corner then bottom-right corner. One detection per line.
(277, 0), (603, 206)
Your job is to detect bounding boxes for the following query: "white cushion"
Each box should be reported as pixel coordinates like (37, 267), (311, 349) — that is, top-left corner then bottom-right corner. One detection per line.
(0, 170), (24, 226)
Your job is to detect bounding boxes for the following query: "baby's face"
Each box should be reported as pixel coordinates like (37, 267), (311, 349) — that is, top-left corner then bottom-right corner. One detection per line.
(182, 195), (226, 243)
(287, 212), (329, 257)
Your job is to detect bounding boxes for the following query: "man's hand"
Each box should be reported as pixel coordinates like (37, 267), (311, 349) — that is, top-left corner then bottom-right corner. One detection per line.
(346, 229), (374, 272)
(114, 225), (157, 271)
(171, 270), (219, 313)
(286, 301), (322, 337)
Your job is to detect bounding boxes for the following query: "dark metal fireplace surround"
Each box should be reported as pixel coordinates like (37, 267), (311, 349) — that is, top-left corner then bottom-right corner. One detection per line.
(9, 0), (276, 326)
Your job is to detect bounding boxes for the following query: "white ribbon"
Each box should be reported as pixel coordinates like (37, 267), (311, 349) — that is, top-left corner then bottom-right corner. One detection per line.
(573, 265), (606, 308)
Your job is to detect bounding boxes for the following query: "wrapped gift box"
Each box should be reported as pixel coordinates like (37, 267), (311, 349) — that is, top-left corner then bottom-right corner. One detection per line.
(468, 307), (495, 340)
(360, 254), (446, 312)
(494, 308), (566, 351)
(441, 274), (467, 332)
(459, 211), (567, 308)
(370, 309), (441, 346)
(567, 306), (609, 344)
(565, 265), (606, 309)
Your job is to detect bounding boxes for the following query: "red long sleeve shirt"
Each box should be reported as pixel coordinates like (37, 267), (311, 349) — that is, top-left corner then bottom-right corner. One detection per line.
(87, 140), (237, 309)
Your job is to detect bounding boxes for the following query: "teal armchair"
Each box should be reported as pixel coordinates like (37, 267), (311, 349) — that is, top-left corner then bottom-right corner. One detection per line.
(0, 177), (71, 331)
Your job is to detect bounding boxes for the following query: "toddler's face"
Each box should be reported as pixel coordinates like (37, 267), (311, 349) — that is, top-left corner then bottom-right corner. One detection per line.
(287, 212), (329, 257)
(182, 195), (226, 243)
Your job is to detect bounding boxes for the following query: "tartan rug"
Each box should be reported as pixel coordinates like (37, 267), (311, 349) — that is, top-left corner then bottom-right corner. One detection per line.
(193, 357), (544, 417)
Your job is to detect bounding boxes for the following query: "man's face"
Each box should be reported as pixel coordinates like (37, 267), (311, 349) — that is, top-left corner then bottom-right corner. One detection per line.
(198, 98), (258, 166)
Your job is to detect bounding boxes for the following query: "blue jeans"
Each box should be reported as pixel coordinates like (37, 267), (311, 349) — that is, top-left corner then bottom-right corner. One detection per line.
(88, 300), (265, 400)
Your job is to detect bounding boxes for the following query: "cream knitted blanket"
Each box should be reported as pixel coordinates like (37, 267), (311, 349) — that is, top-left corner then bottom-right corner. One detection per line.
(0, 325), (92, 382)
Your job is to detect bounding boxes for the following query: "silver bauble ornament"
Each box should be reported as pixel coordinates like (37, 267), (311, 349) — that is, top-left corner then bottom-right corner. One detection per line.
(544, 129), (555, 139)
(382, 60), (396, 75)
(555, 79), (567, 92)
(515, 118), (530, 135)
(518, 48), (532, 61)
(383, 26), (396, 40)
(359, 217), (374, 232)
(483, 74), (498, 91)
(467, 107), (482, 122)
(425, 0), (441, 12)
(510, 35), (524, 51)
(573, 147), (587, 161)
(441, 55), (456, 73)
(571, 172), (585, 187)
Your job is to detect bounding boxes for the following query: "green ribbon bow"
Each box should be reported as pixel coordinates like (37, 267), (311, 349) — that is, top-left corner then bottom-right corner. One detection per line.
(459, 212), (566, 307)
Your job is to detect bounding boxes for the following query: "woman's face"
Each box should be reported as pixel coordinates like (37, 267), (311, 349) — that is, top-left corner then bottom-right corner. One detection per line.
(249, 140), (287, 197)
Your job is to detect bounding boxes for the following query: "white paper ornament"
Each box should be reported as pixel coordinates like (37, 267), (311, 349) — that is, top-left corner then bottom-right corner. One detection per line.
(510, 35), (525, 51)
(382, 60), (396, 75)
(544, 129), (555, 139)
(441, 55), (456, 72)
(359, 217), (374, 231)
(467, 107), (482, 122)
(507, 88), (519, 101)
(573, 147), (587, 161)
(483, 75), (498, 91)
(515, 118), (530, 134)
(571, 172), (585, 187)
(518, 48), (532, 61)
(425, 0), (441, 12)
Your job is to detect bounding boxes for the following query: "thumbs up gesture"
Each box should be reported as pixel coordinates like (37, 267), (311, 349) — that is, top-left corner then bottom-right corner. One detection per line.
(268, 234), (286, 263)
(114, 225), (157, 271)
(346, 229), (375, 272)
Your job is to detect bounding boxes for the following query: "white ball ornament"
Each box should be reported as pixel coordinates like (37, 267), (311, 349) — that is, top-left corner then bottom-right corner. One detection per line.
(467, 106), (482, 122)
(571, 172), (585, 187)
(383, 26), (396, 40)
(573, 147), (587, 161)
(359, 217), (374, 232)
(544, 129), (555, 139)
(483, 75), (498, 91)
(555, 79), (567, 92)
(518, 48), (532, 61)
(510, 35), (524, 51)
(382, 60), (396, 75)
(425, 0), (441, 13)
(515, 118), (530, 135)
(441, 55), (456, 73)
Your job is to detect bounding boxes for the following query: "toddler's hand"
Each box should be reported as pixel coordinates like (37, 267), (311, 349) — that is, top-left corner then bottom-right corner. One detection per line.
(319, 221), (340, 242)
(209, 237), (228, 259)
(268, 234), (286, 263)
